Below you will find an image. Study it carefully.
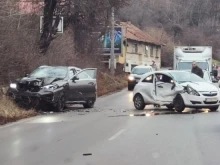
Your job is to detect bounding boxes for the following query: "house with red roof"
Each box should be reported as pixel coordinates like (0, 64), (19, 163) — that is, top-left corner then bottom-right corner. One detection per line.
(118, 21), (162, 72)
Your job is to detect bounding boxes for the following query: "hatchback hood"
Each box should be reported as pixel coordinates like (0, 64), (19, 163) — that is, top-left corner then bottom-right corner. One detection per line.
(180, 82), (218, 92)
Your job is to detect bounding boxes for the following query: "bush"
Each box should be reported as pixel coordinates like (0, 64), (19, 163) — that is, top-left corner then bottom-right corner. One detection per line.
(0, 97), (38, 125)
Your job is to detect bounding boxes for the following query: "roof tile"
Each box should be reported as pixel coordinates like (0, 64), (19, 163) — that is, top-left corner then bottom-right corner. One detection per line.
(120, 22), (161, 46)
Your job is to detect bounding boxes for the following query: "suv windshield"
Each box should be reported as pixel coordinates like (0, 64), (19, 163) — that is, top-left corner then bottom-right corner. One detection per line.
(170, 72), (206, 83)
(29, 66), (68, 79)
(178, 62), (208, 70)
(131, 68), (151, 75)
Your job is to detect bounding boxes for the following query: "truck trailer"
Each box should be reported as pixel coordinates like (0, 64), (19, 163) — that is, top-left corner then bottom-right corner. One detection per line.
(173, 46), (212, 71)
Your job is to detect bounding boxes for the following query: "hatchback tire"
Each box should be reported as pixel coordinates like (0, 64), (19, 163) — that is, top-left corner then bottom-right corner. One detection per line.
(134, 94), (145, 110)
(173, 94), (185, 113)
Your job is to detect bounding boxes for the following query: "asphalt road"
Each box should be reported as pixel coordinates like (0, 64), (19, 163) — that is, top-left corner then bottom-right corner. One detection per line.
(0, 89), (220, 165)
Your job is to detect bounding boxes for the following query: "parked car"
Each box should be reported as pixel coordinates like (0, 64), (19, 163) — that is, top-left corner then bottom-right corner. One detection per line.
(133, 70), (220, 112)
(8, 66), (97, 111)
(127, 65), (153, 91)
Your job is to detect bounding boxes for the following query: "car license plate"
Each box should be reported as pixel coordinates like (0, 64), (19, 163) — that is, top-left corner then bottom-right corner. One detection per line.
(206, 98), (218, 102)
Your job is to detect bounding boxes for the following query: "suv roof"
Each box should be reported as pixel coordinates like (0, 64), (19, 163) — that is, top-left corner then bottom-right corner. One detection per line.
(39, 65), (81, 70)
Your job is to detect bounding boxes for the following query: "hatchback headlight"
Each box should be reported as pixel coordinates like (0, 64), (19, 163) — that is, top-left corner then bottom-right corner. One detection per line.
(186, 86), (200, 96)
(10, 83), (17, 89)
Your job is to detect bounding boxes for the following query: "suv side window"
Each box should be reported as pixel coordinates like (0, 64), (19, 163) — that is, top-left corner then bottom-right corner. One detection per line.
(143, 74), (154, 83)
(77, 72), (90, 80)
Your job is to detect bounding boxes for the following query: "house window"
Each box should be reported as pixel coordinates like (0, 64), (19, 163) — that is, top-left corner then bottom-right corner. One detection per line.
(150, 45), (153, 57)
(132, 44), (138, 53)
(145, 45), (148, 56)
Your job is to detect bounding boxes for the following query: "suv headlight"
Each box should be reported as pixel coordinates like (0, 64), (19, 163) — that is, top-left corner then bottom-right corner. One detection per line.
(42, 85), (58, 91)
(10, 83), (17, 89)
(186, 86), (200, 96)
(128, 76), (135, 81)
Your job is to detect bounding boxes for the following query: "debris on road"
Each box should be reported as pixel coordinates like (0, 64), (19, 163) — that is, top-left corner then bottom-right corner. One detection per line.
(83, 153), (92, 156)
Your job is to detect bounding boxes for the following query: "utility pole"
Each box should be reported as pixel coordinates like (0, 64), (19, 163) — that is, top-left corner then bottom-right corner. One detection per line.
(110, 6), (115, 75)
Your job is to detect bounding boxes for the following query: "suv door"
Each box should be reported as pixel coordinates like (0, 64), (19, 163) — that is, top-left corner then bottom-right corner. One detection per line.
(67, 68), (97, 101)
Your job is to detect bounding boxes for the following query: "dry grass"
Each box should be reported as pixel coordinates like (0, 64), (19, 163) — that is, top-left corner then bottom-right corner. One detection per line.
(0, 97), (38, 125)
(97, 72), (127, 96)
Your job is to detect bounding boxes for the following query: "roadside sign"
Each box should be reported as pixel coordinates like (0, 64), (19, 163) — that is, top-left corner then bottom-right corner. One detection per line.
(103, 26), (122, 55)
(40, 16), (64, 33)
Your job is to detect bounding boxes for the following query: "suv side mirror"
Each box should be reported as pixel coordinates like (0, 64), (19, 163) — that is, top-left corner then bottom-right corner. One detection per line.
(25, 74), (29, 77)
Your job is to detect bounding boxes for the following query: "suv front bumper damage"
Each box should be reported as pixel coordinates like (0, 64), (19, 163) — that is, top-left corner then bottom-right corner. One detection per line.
(8, 87), (64, 108)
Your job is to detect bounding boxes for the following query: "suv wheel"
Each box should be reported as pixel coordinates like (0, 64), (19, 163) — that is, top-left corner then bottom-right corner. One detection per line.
(54, 96), (65, 112)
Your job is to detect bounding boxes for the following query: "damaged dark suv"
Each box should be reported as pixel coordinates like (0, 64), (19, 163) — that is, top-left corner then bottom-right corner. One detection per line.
(8, 66), (97, 111)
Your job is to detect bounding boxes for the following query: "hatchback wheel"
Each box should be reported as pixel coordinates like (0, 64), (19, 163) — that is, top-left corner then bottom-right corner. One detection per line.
(134, 94), (145, 110)
(173, 95), (185, 113)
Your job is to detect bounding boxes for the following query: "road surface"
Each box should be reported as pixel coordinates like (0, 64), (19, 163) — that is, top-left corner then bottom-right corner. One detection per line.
(0, 89), (220, 165)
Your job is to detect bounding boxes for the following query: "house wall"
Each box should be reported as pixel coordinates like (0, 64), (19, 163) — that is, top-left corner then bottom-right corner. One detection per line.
(118, 39), (161, 72)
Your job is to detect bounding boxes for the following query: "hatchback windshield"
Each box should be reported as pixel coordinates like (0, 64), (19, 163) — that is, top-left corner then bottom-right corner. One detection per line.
(131, 68), (151, 75)
(29, 66), (68, 79)
(170, 72), (206, 83)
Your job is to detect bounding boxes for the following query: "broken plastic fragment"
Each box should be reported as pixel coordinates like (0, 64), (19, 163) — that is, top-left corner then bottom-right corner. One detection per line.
(83, 153), (92, 156)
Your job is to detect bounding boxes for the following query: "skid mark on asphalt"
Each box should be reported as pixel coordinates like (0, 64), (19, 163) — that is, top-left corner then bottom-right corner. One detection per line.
(108, 129), (126, 141)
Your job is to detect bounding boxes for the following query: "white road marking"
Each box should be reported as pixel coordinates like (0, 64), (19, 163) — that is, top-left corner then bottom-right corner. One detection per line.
(108, 129), (126, 141)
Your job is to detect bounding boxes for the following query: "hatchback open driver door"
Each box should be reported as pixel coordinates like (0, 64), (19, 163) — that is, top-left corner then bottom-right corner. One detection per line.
(68, 68), (97, 102)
